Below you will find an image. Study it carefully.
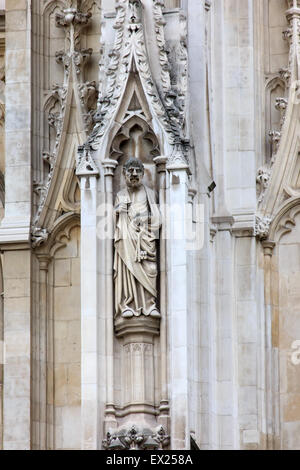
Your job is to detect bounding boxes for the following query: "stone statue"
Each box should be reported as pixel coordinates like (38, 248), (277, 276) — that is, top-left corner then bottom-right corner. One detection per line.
(114, 158), (161, 319)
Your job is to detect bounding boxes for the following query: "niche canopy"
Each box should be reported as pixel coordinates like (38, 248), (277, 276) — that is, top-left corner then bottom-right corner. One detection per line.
(77, 0), (189, 172)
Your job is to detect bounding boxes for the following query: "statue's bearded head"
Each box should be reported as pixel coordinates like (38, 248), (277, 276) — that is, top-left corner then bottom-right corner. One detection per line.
(123, 158), (144, 189)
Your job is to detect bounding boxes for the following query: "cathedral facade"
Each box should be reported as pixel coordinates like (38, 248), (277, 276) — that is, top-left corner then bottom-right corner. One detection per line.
(0, 0), (299, 450)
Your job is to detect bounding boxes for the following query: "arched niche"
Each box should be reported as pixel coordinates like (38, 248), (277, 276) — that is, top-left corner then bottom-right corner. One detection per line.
(110, 116), (160, 197)
(43, 92), (61, 174)
(33, 216), (81, 450)
(42, 0), (67, 92)
(108, 117), (163, 420)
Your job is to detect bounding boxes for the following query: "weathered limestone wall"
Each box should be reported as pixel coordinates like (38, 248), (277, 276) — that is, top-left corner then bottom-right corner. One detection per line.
(267, 0), (289, 74)
(278, 214), (300, 449)
(1, 0), (32, 451)
(223, 0), (256, 215)
(203, 0), (259, 450)
(3, 249), (31, 450)
(202, 0), (284, 450)
(0, 0), (32, 242)
(52, 226), (81, 450)
(235, 235), (261, 450)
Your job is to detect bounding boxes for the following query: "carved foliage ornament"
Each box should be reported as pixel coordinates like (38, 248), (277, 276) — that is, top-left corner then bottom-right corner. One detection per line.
(76, 145), (99, 177)
(32, 3), (97, 245)
(257, 167), (271, 205)
(103, 425), (170, 450)
(55, 8), (92, 27)
(254, 215), (273, 240)
(273, 204), (300, 242)
(31, 227), (50, 249)
(265, 0), (300, 169)
(85, 0), (188, 168)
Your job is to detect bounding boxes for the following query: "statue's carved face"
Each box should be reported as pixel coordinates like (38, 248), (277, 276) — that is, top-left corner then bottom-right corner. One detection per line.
(124, 165), (144, 189)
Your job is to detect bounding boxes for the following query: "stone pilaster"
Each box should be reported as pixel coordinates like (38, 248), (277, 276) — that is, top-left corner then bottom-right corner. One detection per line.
(3, 248), (31, 450)
(167, 152), (190, 450)
(262, 241), (277, 450)
(0, 0), (32, 243)
(154, 156), (170, 430)
(0, 4), (32, 447)
(102, 159), (118, 432)
(77, 156), (100, 449)
(35, 255), (50, 450)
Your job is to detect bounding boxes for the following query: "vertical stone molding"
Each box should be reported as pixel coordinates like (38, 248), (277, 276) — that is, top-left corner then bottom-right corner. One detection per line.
(0, 1), (32, 243)
(262, 240), (277, 450)
(102, 159), (118, 431)
(78, 173), (100, 449)
(154, 156), (170, 429)
(35, 255), (51, 450)
(167, 158), (190, 450)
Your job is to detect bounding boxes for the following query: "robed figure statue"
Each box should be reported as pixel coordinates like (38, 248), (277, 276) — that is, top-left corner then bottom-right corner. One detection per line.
(114, 158), (161, 319)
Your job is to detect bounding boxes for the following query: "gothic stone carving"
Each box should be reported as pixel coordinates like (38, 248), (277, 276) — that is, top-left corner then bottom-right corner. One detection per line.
(103, 425), (169, 450)
(76, 145), (99, 177)
(257, 167), (271, 204)
(265, 0), (300, 168)
(268, 130), (281, 156)
(86, 0), (189, 170)
(32, 3), (96, 240)
(255, 215), (273, 240)
(114, 158), (161, 319)
(31, 227), (49, 248)
(55, 8), (92, 29)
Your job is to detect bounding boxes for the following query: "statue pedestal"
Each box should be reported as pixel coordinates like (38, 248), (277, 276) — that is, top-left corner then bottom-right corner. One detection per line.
(115, 315), (160, 338)
(115, 315), (160, 422)
(103, 315), (169, 450)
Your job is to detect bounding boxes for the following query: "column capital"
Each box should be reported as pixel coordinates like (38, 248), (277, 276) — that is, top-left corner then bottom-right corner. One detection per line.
(102, 159), (118, 177)
(37, 254), (51, 271)
(262, 240), (276, 257)
(188, 188), (197, 203)
(286, 0), (300, 18)
(154, 156), (167, 173)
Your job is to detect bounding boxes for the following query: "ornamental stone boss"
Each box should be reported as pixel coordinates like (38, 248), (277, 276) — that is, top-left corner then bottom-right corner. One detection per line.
(114, 158), (161, 319)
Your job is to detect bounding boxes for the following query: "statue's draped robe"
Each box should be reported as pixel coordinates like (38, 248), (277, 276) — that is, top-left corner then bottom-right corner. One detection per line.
(114, 185), (161, 317)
